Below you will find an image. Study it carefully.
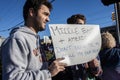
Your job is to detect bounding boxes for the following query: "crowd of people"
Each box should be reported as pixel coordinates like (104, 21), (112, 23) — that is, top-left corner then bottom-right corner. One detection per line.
(1, 0), (120, 80)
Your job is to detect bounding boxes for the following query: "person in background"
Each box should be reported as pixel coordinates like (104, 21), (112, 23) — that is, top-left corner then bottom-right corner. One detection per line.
(67, 14), (86, 24)
(99, 31), (120, 80)
(52, 14), (102, 80)
(1, 0), (67, 80)
(67, 14), (103, 80)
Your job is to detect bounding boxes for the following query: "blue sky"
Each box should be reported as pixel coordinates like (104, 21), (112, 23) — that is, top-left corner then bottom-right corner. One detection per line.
(0, 0), (115, 38)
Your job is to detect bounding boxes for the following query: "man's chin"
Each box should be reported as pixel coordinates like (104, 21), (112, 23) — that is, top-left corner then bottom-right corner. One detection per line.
(39, 27), (46, 31)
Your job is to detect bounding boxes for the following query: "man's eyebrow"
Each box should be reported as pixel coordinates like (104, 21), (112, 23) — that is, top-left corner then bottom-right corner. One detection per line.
(44, 11), (50, 16)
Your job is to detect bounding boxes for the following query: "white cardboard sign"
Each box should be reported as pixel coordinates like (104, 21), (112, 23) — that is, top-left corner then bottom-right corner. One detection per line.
(49, 24), (101, 66)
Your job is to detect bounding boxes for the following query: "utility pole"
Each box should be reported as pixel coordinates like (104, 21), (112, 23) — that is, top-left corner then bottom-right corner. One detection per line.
(114, 2), (120, 44)
(101, 0), (120, 44)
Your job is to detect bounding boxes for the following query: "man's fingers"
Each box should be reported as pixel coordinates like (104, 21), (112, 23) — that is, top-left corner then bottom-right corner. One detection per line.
(55, 57), (65, 61)
(54, 58), (67, 66)
(48, 58), (67, 77)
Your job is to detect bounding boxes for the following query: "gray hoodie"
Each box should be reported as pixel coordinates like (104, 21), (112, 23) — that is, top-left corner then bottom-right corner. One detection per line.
(1, 26), (51, 80)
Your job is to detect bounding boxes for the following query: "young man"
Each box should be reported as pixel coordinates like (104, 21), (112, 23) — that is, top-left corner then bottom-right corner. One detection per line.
(67, 14), (103, 80)
(1, 0), (67, 80)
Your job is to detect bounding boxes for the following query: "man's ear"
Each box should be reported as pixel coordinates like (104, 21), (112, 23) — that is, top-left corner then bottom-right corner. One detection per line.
(29, 8), (35, 17)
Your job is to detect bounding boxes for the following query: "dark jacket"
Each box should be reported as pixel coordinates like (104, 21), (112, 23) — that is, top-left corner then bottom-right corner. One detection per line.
(99, 48), (120, 80)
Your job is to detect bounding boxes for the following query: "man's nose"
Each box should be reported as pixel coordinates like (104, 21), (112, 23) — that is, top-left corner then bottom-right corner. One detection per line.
(46, 17), (50, 22)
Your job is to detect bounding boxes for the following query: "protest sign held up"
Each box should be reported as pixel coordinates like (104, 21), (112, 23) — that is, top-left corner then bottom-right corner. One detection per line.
(49, 24), (101, 66)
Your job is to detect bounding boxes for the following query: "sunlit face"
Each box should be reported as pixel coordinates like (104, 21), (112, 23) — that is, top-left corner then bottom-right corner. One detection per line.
(76, 19), (85, 24)
(34, 5), (50, 32)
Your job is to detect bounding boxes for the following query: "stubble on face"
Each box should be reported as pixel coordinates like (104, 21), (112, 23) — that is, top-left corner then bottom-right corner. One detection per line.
(34, 5), (50, 32)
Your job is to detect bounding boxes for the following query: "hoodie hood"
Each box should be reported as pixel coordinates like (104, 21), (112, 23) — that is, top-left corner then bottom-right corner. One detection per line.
(10, 26), (38, 37)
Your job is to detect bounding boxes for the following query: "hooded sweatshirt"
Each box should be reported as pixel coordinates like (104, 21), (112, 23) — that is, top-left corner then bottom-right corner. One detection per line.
(1, 26), (51, 80)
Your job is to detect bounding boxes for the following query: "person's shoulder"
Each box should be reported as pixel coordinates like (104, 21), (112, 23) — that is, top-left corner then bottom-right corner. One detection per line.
(10, 27), (33, 40)
(10, 31), (25, 40)
(111, 47), (120, 53)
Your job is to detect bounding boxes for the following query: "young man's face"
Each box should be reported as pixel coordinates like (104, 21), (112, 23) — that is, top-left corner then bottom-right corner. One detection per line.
(34, 4), (50, 32)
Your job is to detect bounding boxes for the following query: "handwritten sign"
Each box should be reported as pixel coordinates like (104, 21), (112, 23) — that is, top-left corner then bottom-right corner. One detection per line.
(49, 24), (101, 66)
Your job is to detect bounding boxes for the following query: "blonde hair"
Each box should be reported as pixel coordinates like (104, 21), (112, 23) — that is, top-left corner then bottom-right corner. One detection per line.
(101, 32), (116, 48)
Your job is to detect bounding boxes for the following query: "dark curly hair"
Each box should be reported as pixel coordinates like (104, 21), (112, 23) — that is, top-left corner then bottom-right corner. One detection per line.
(23, 0), (52, 21)
(67, 14), (86, 24)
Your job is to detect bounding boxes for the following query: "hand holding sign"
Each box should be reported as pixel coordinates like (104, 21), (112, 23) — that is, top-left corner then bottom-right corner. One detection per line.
(49, 24), (101, 66)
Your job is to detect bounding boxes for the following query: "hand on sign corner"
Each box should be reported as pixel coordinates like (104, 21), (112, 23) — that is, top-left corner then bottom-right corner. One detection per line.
(88, 58), (103, 76)
(48, 58), (67, 77)
(88, 58), (99, 68)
